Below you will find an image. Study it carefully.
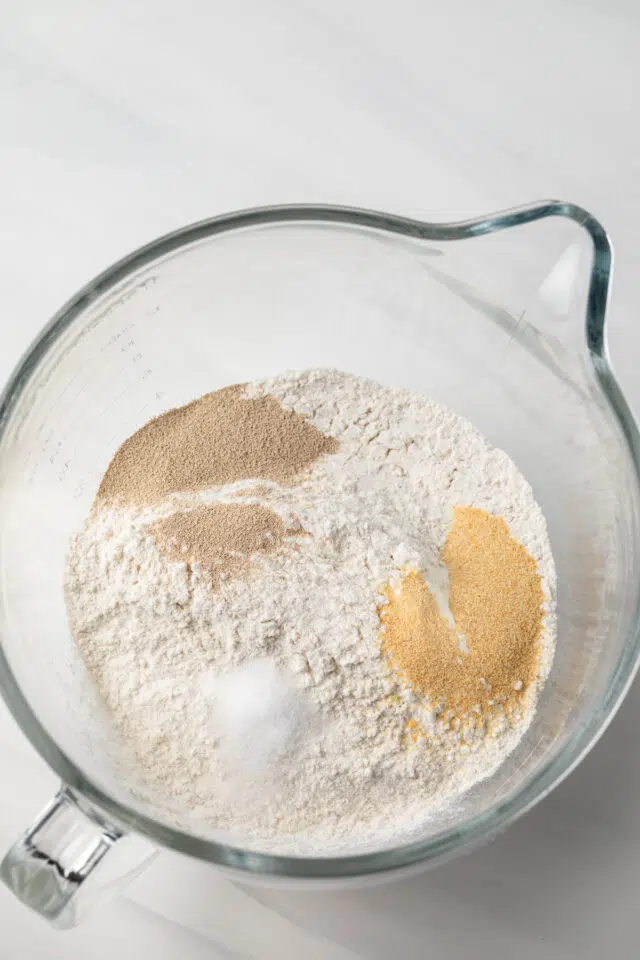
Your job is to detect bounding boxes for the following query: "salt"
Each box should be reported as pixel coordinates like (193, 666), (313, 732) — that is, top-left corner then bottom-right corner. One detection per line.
(203, 659), (314, 775)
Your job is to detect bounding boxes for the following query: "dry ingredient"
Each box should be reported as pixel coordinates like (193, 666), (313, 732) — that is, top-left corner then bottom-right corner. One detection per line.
(65, 369), (556, 854)
(97, 383), (338, 504)
(204, 659), (315, 774)
(152, 502), (304, 592)
(380, 507), (544, 731)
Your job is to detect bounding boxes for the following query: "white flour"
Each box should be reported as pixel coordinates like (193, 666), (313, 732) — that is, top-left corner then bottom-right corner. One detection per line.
(65, 369), (556, 853)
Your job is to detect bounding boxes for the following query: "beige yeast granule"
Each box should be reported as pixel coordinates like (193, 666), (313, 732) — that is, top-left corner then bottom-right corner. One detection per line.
(152, 502), (301, 591)
(98, 383), (339, 505)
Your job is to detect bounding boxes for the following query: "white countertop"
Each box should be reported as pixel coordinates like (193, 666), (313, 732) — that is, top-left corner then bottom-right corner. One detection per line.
(1, 1), (640, 956)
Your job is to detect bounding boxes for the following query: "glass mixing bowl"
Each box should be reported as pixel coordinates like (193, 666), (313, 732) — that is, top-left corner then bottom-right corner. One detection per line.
(0, 201), (639, 928)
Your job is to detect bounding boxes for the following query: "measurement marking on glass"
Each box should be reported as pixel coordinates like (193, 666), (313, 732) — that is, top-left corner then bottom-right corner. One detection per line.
(96, 380), (138, 420)
(64, 362), (131, 413)
(45, 372), (83, 418)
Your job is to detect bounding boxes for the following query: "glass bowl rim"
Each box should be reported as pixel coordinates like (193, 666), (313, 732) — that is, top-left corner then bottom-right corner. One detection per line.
(1, 199), (639, 879)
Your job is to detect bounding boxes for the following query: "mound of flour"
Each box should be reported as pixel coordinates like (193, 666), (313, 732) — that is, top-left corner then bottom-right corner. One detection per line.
(65, 369), (556, 853)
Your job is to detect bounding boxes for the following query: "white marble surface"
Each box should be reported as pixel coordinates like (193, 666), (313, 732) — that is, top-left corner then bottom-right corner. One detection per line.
(1, 1), (640, 956)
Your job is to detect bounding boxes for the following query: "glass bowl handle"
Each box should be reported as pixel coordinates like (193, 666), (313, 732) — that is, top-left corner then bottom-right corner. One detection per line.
(0, 786), (156, 928)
